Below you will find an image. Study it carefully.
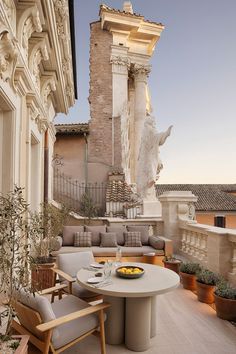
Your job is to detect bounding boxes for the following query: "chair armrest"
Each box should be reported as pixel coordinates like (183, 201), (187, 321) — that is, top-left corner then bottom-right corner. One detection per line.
(36, 302), (111, 332)
(157, 236), (173, 257)
(53, 268), (75, 283)
(39, 284), (68, 295)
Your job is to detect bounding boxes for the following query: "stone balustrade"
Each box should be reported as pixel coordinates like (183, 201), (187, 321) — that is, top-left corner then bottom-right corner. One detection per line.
(159, 191), (236, 286)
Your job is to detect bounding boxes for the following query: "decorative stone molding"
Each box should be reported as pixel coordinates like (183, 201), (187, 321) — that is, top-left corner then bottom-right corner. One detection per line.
(17, 6), (42, 59)
(65, 85), (74, 97)
(53, 0), (69, 39)
(0, 30), (17, 83)
(41, 77), (56, 110)
(110, 55), (130, 67)
(2, 0), (15, 24)
(29, 37), (50, 91)
(62, 58), (70, 72)
(133, 63), (151, 80)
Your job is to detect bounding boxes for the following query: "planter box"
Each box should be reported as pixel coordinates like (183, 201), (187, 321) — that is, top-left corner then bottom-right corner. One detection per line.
(31, 263), (55, 291)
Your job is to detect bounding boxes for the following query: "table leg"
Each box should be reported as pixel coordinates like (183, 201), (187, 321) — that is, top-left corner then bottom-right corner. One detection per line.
(151, 296), (156, 338)
(125, 297), (151, 351)
(103, 295), (125, 345)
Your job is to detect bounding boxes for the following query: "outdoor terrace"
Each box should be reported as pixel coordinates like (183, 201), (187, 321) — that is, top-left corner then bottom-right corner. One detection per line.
(28, 285), (236, 354)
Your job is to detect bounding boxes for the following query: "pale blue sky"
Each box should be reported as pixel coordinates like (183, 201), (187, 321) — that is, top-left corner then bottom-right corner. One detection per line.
(55, 0), (236, 184)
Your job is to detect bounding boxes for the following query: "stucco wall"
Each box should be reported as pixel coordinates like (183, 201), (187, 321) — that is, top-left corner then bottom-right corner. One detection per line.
(196, 213), (236, 229)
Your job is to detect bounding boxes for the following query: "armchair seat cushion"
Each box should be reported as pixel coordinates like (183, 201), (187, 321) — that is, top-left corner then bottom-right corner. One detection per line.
(51, 295), (99, 349)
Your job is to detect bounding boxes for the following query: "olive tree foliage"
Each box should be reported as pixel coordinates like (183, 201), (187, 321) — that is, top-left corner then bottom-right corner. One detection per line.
(0, 186), (34, 336)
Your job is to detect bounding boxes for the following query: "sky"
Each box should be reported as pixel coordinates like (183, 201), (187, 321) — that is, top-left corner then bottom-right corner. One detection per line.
(55, 0), (236, 184)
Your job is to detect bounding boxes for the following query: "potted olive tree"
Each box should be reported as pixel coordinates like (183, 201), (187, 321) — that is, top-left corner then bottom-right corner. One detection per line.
(0, 186), (33, 353)
(179, 262), (201, 291)
(30, 202), (69, 290)
(196, 269), (220, 304)
(214, 281), (236, 321)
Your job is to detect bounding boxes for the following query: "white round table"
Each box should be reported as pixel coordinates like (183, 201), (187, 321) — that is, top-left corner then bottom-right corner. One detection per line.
(77, 263), (179, 351)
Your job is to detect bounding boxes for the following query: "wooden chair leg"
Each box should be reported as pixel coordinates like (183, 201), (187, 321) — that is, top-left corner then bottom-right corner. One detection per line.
(43, 330), (52, 354)
(99, 310), (106, 354)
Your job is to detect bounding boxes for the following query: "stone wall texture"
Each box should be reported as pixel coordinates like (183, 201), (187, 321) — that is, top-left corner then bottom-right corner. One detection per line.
(88, 21), (113, 166)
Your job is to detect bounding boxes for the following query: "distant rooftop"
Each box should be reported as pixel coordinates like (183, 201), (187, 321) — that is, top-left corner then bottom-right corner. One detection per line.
(156, 184), (236, 212)
(55, 123), (89, 135)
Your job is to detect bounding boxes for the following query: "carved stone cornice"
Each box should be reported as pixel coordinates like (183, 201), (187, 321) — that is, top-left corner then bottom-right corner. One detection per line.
(133, 63), (151, 76)
(0, 30), (18, 84)
(110, 55), (130, 67)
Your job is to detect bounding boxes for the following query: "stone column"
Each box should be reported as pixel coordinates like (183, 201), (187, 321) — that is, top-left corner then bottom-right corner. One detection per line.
(159, 191), (198, 253)
(133, 64), (151, 179)
(110, 49), (130, 178)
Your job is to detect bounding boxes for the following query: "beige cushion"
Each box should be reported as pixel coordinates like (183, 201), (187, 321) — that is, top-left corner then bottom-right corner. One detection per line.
(57, 252), (94, 278)
(124, 232), (142, 247)
(106, 226), (126, 245)
(85, 225), (106, 246)
(120, 246), (164, 256)
(149, 236), (165, 250)
(74, 232), (92, 247)
(62, 226), (84, 246)
(100, 232), (117, 247)
(127, 225), (149, 245)
(51, 295), (99, 349)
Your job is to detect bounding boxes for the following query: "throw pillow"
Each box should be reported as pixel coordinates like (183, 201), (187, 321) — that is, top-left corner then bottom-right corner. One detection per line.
(74, 232), (92, 247)
(100, 232), (117, 247)
(124, 231), (142, 247)
(149, 236), (165, 250)
(127, 225), (149, 245)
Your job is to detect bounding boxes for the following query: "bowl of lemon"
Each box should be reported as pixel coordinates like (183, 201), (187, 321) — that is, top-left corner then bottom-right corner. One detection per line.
(116, 266), (145, 279)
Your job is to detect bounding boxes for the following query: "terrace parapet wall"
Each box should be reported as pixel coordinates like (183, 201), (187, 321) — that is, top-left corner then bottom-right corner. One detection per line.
(159, 191), (236, 286)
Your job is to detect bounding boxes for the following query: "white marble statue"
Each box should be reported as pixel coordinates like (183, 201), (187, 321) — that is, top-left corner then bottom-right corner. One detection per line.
(137, 115), (172, 199)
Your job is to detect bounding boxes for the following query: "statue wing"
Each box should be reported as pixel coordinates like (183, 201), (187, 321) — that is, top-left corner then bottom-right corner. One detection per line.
(158, 125), (173, 146)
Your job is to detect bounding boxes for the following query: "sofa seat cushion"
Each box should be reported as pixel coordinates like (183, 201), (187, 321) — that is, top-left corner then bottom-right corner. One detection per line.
(85, 225), (106, 246)
(51, 295), (99, 349)
(106, 226), (126, 245)
(62, 226), (84, 246)
(52, 246), (92, 256)
(100, 232), (117, 247)
(120, 246), (164, 256)
(127, 225), (149, 245)
(91, 246), (118, 257)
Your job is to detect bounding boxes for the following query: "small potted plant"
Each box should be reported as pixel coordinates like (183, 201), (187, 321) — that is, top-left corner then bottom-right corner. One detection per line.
(214, 281), (236, 321)
(179, 262), (201, 291)
(162, 256), (182, 274)
(0, 186), (33, 353)
(196, 269), (220, 304)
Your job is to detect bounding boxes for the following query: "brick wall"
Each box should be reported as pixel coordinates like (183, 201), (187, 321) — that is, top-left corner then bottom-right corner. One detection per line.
(88, 21), (113, 167)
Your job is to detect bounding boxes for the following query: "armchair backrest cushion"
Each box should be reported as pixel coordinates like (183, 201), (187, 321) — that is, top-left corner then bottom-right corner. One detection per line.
(106, 226), (126, 245)
(84, 225), (106, 246)
(57, 251), (94, 278)
(17, 290), (59, 341)
(127, 225), (150, 245)
(62, 226), (84, 246)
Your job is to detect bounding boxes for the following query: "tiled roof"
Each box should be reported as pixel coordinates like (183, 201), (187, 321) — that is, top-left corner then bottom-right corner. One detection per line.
(55, 123), (89, 135)
(106, 180), (133, 202)
(99, 4), (164, 27)
(156, 184), (236, 212)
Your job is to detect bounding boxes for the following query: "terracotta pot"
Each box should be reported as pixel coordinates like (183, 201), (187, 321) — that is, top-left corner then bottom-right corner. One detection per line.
(196, 281), (215, 304)
(162, 260), (181, 274)
(180, 272), (197, 291)
(31, 262), (55, 291)
(214, 294), (236, 321)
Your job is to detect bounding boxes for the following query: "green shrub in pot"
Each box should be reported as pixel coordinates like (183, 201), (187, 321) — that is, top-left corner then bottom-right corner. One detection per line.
(196, 269), (220, 304)
(179, 262), (201, 275)
(179, 262), (201, 291)
(214, 280), (236, 321)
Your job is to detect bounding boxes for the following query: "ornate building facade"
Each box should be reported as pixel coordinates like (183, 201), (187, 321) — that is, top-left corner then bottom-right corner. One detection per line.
(0, 0), (76, 210)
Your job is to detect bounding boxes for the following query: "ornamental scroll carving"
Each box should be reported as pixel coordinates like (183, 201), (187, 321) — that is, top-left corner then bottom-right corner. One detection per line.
(41, 78), (56, 110)
(0, 30), (17, 83)
(133, 63), (151, 79)
(53, 0), (69, 38)
(2, 0), (15, 24)
(30, 41), (49, 91)
(110, 55), (130, 68)
(21, 8), (42, 59)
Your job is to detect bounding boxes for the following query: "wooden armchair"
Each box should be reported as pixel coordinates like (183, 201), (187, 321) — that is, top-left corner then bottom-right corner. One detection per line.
(52, 252), (102, 302)
(12, 287), (110, 354)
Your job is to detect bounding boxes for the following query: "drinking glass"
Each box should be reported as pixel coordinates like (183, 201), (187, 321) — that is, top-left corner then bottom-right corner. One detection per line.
(103, 260), (113, 280)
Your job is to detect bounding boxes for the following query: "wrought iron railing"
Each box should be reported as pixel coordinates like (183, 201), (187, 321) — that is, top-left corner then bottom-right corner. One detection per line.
(53, 168), (107, 216)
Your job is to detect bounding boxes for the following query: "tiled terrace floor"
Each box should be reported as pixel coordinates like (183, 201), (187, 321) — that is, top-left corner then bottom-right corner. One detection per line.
(29, 286), (236, 354)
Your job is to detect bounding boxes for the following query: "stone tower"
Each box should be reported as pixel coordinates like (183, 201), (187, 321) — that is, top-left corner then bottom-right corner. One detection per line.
(88, 2), (164, 184)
